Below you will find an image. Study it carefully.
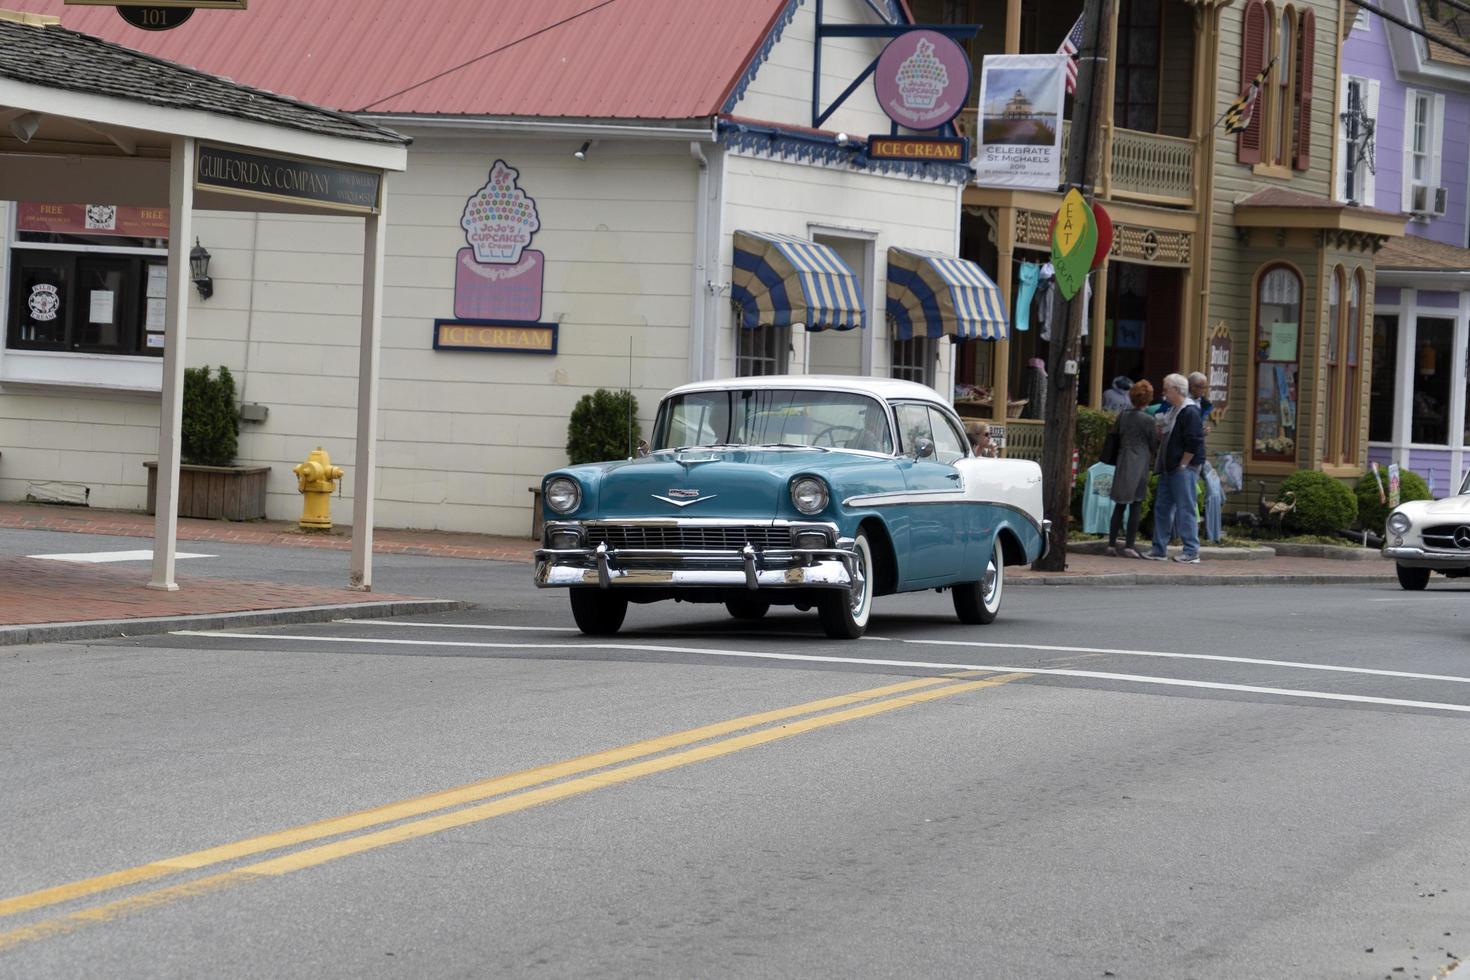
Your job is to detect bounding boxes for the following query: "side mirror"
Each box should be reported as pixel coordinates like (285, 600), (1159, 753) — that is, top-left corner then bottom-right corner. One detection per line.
(914, 437), (935, 460)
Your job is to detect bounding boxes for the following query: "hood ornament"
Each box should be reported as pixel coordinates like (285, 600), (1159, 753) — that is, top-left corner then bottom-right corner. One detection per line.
(653, 489), (718, 507)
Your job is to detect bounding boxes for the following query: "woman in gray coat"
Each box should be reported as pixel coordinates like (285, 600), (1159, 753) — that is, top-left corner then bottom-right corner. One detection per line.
(1107, 379), (1160, 558)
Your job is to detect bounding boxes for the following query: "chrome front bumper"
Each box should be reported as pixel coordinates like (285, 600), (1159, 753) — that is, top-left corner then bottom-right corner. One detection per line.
(535, 527), (856, 591)
(1382, 546), (1470, 568)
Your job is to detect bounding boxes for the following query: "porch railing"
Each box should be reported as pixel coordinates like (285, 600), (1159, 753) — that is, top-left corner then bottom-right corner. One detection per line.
(955, 111), (1196, 209)
(1000, 418), (1045, 462)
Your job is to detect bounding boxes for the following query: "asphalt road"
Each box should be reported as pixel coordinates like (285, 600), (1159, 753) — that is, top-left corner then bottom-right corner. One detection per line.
(3, 548), (1470, 979)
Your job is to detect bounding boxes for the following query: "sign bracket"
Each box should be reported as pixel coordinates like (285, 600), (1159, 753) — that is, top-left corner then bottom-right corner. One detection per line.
(810, 0), (978, 131)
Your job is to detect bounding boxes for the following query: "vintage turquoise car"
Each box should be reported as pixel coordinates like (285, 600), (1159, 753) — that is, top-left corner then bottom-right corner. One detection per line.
(535, 376), (1048, 639)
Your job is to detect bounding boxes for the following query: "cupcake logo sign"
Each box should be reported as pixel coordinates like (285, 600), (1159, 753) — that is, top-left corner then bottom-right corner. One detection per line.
(897, 39), (948, 110)
(461, 160), (540, 265)
(874, 30), (970, 130)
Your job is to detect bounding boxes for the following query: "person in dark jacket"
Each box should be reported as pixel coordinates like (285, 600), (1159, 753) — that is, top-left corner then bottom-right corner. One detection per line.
(1106, 380), (1159, 558)
(1145, 373), (1205, 563)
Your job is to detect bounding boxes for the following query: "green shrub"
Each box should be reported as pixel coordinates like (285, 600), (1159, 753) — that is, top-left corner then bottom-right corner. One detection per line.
(1280, 469), (1357, 535)
(1075, 406), (1115, 471)
(1355, 468), (1431, 533)
(181, 365), (238, 466)
(566, 389), (641, 465)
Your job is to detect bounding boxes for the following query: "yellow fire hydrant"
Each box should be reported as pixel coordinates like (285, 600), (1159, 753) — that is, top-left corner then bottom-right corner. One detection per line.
(293, 446), (344, 531)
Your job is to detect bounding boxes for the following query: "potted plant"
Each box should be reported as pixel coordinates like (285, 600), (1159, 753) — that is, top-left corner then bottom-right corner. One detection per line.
(146, 366), (270, 520)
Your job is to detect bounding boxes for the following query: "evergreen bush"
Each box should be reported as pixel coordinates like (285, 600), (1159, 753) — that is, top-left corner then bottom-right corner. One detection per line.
(1280, 469), (1357, 535)
(1074, 406), (1115, 470)
(566, 388), (640, 465)
(181, 365), (238, 467)
(1355, 468), (1431, 533)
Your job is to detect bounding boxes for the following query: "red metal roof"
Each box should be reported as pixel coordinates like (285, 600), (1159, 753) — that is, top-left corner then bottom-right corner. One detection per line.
(8, 0), (789, 119)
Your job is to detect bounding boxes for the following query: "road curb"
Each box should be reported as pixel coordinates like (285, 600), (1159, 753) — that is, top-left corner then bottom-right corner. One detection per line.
(0, 599), (473, 647)
(1010, 572), (1397, 587)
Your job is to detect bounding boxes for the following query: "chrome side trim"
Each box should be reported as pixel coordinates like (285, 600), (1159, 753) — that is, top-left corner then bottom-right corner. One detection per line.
(842, 488), (966, 506)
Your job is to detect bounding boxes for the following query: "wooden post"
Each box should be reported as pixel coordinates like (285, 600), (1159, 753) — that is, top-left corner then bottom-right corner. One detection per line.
(148, 136), (194, 592)
(350, 182), (387, 591)
(992, 208), (1015, 421)
(1033, 0), (1115, 572)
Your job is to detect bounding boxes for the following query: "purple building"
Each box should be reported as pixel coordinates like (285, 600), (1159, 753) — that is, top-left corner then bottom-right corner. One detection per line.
(1343, 0), (1470, 495)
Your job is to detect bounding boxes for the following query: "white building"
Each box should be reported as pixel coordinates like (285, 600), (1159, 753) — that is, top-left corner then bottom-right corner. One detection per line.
(1, 0), (988, 536)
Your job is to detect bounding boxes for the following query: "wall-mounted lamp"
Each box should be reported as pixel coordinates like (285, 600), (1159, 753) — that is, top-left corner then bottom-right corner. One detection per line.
(8, 112), (41, 144)
(189, 238), (213, 300)
(573, 140), (593, 161)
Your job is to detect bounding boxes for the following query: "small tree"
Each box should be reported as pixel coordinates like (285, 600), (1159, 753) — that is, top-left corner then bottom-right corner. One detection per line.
(181, 365), (238, 466)
(566, 388), (640, 465)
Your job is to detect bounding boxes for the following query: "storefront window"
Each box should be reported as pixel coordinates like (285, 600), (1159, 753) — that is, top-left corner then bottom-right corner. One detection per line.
(1369, 314), (1397, 444)
(1322, 267), (1341, 463)
(736, 325), (789, 376)
(6, 202), (168, 358)
(1343, 270), (1362, 461)
(1412, 317), (1454, 445)
(1252, 264), (1302, 460)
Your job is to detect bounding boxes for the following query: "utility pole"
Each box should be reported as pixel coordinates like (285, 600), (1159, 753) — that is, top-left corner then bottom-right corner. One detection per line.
(1032, 0), (1115, 572)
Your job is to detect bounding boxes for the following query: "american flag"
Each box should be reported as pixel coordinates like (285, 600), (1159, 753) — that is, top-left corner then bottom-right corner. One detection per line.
(1058, 15), (1085, 94)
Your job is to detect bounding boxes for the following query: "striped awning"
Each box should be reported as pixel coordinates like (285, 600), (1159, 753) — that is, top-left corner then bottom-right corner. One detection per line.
(731, 230), (867, 332)
(885, 247), (1008, 341)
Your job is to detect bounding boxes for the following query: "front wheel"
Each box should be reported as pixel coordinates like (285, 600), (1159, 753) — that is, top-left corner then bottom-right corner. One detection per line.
(1396, 564), (1431, 591)
(953, 536), (1005, 625)
(818, 530), (874, 639)
(569, 588), (628, 635)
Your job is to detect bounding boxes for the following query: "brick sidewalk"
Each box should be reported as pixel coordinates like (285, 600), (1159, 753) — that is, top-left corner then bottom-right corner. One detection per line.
(0, 501), (1396, 586)
(0, 556), (417, 627)
(0, 501), (533, 562)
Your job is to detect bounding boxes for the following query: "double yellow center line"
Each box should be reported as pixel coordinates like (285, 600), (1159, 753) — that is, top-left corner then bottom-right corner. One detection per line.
(0, 669), (1028, 953)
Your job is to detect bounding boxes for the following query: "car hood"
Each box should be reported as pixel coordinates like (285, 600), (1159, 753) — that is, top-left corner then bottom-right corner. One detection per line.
(564, 448), (863, 521)
(1398, 495), (1470, 520)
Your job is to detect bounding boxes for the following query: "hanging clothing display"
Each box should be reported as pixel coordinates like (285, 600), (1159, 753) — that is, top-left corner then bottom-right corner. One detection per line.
(1023, 357), (1048, 420)
(1037, 263), (1057, 341)
(1015, 260), (1039, 332)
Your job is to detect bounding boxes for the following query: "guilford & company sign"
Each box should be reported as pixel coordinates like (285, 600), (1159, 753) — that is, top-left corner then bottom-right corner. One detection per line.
(195, 143), (382, 213)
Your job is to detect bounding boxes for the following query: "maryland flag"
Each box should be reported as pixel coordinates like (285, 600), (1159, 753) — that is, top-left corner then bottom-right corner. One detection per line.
(1223, 58), (1276, 134)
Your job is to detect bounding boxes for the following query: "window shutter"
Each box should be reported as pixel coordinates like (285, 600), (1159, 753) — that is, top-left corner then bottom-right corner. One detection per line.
(1239, 0), (1268, 165)
(1294, 8), (1315, 170)
(1335, 75), (1350, 201)
(1403, 88), (1416, 207)
(1364, 78), (1380, 206)
(1431, 92), (1446, 191)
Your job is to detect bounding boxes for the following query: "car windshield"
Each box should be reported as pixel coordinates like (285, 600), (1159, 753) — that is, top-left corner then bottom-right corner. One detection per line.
(653, 389), (894, 454)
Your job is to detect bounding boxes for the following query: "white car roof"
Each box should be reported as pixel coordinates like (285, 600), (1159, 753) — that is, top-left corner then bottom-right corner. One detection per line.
(663, 374), (949, 406)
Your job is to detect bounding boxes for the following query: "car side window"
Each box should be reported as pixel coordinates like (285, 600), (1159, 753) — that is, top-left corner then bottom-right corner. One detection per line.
(894, 403), (932, 455)
(927, 407), (967, 465)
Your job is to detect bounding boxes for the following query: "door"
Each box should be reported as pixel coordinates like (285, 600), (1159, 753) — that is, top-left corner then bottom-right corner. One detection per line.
(893, 402), (966, 582)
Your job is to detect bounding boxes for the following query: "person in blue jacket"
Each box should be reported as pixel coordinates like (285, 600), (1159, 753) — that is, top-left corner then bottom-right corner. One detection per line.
(1144, 373), (1205, 563)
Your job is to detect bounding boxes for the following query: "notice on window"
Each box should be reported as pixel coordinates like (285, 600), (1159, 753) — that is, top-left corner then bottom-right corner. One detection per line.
(146, 333), (166, 349)
(88, 290), (115, 325)
(147, 265), (168, 299)
(145, 298), (167, 332)
(1268, 321), (1298, 362)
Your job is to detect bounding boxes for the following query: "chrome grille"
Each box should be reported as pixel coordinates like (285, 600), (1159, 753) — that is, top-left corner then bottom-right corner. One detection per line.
(586, 524), (794, 551)
(1422, 524), (1470, 550)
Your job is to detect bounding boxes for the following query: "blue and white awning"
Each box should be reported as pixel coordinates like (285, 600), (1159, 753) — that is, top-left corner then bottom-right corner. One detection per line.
(886, 246), (1008, 341)
(731, 230), (867, 332)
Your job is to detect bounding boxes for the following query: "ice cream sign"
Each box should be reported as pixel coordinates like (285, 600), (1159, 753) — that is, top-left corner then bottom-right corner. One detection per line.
(873, 30), (971, 131)
(453, 159), (546, 321)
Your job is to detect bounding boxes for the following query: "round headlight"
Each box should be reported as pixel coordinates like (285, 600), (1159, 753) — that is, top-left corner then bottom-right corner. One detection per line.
(791, 477), (829, 515)
(1387, 511), (1411, 535)
(545, 477), (582, 515)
